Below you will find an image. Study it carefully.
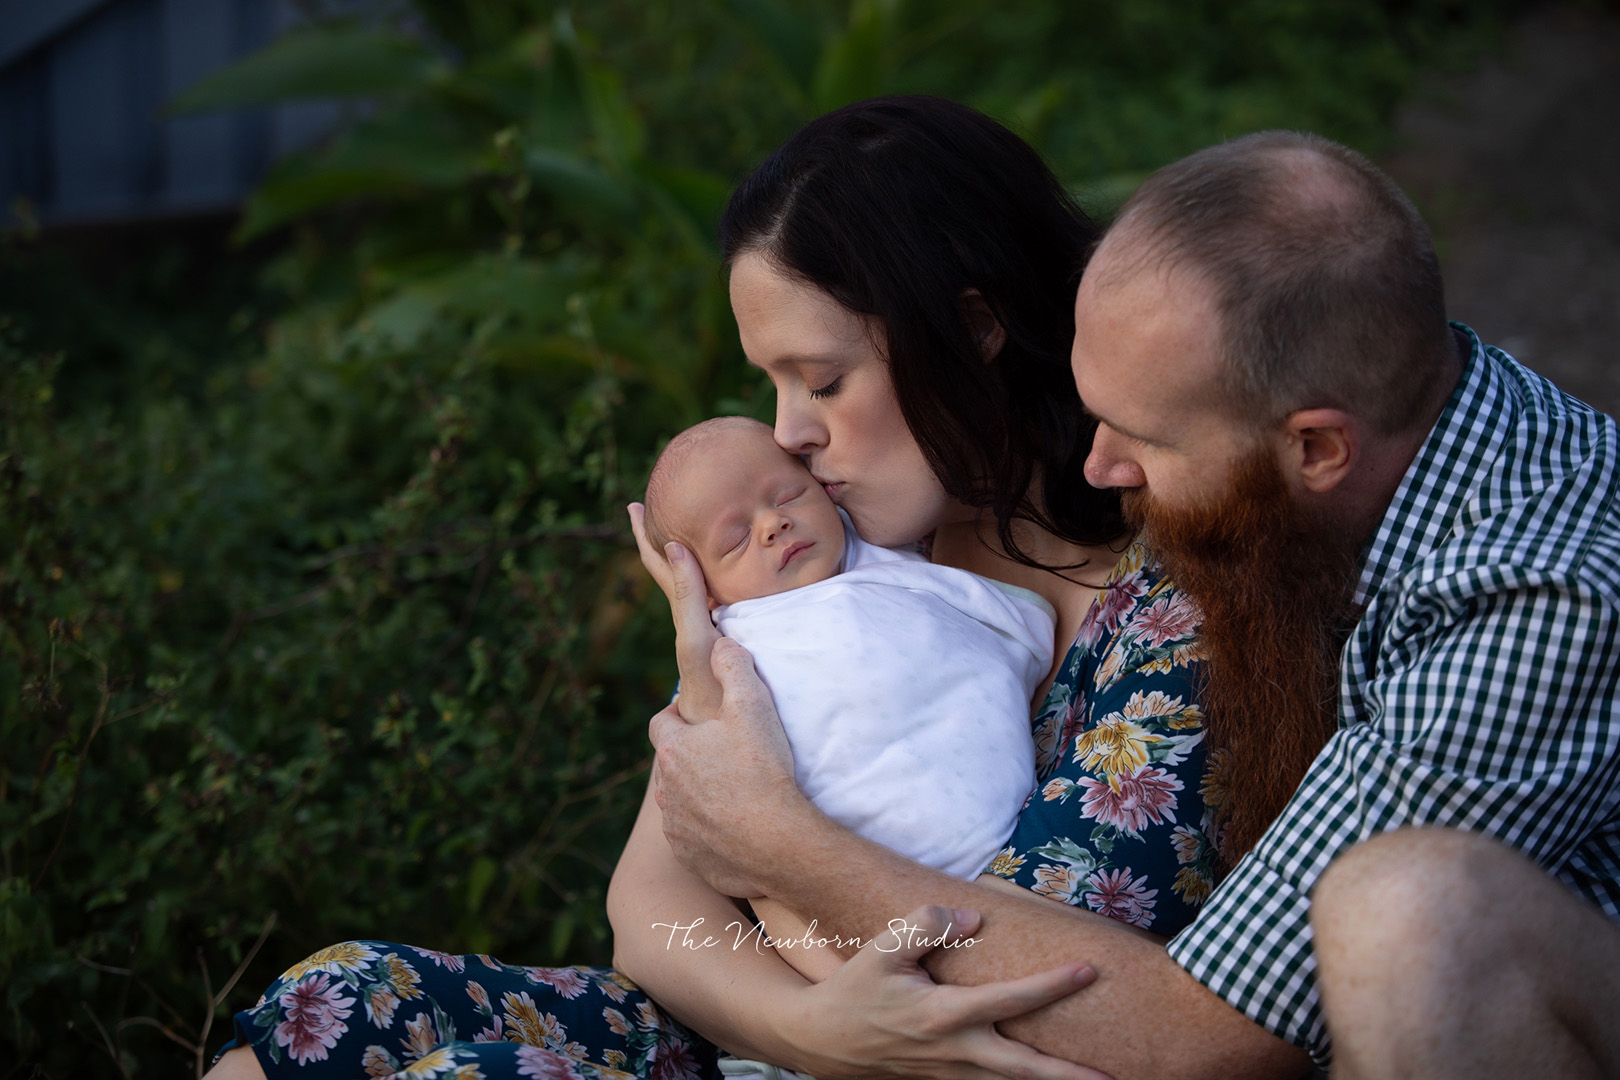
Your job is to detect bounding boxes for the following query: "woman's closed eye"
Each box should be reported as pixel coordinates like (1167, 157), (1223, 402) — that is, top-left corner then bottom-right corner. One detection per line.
(807, 376), (842, 400)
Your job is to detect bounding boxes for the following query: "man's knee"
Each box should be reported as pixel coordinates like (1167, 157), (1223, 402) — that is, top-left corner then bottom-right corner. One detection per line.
(1314, 827), (1520, 934)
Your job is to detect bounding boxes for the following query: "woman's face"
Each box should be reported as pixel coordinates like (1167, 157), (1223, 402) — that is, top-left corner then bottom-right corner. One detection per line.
(728, 252), (972, 547)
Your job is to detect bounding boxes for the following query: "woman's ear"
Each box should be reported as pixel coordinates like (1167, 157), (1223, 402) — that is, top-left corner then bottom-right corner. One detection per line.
(959, 289), (1007, 362)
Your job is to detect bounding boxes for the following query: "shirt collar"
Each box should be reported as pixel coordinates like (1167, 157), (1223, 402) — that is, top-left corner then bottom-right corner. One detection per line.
(1354, 323), (1513, 605)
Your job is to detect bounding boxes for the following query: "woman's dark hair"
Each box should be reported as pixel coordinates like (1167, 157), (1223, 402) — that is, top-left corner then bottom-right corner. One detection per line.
(719, 95), (1123, 569)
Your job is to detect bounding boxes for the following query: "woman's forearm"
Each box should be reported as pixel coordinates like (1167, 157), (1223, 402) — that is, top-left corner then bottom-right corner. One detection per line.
(744, 807), (1311, 1080)
(606, 779), (811, 1064)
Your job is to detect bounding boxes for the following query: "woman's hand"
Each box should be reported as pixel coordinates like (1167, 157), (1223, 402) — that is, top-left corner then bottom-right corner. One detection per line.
(628, 502), (723, 720)
(785, 905), (1112, 1080)
(649, 637), (802, 898)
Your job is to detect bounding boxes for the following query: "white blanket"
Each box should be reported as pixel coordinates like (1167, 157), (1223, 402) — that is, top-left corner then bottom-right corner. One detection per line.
(713, 518), (1054, 880)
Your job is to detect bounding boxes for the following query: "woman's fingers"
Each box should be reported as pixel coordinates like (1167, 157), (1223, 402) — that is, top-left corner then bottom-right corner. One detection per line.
(626, 502), (676, 596)
(628, 503), (723, 718)
(839, 905), (1112, 1080)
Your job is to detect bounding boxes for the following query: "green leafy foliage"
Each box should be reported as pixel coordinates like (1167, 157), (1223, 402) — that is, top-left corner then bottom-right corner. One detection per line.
(1, 0), (1522, 1074)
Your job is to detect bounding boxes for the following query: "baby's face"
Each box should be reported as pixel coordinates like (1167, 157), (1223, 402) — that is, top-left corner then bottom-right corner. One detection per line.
(674, 431), (845, 606)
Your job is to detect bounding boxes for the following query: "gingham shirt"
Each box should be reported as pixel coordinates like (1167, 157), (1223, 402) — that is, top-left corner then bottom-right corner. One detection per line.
(1166, 325), (1620, 1066)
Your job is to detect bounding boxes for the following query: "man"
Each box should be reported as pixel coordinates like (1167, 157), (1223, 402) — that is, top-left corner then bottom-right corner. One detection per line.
(642, 132), (1620, 1078)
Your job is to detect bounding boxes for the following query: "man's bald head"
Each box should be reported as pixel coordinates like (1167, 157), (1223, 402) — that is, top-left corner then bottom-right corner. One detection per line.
(1096, 131), (1454, 436)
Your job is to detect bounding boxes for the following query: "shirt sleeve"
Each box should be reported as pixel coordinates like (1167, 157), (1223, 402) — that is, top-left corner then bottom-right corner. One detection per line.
(1167, 571), (1620, 1064)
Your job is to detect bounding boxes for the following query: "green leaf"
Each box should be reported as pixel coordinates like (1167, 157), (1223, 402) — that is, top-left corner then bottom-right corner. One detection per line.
(170, 24), (443, 112)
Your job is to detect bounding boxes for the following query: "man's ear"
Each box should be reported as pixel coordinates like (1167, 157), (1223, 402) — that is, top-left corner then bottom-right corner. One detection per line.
(959, 289), (1007, 362)
(1280, 408), (1359, 494)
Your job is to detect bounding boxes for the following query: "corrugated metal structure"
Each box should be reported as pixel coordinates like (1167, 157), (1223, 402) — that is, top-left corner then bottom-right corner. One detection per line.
(0, 0), (343, 226)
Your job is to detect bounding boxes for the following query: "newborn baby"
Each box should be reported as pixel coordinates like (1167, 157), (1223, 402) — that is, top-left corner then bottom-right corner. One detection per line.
(642, 416), (1054, 980)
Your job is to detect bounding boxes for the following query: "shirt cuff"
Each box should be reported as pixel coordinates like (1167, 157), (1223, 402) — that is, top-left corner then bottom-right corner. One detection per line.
(1166, 851), (1332, 1066)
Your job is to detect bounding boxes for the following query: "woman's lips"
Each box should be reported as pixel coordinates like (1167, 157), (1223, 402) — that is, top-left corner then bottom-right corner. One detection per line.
(815, 477), (844, 501)
(779, 540), (813, 569)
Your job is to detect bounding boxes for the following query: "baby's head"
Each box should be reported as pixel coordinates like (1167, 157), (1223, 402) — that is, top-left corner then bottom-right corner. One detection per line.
(644, 417), (845, 606)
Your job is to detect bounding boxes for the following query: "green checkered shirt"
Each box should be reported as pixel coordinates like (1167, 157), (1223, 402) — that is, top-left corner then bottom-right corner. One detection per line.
(1165, 325), (1620, 1065)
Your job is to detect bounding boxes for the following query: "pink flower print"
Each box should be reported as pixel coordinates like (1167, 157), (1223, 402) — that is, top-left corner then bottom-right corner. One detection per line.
(1084, 868), (1158, 928)
(274, 972), (354, 1065)
(524, 966), (589, 999)
(473, 1015), (505, 1043)
(651, 1037), (703, 1080)
(514, 1045), (584, 1079)
(635, 1000), (663, 1030)
(410, 946), (466, 972)
(1078, 767), (1183, 834)
(1088, 569), (1150, 642)
(1133, 593), (1201, 648)
(1057, 692), (1089, 758)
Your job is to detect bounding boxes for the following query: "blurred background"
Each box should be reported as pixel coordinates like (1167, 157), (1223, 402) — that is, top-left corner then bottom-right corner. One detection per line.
(2, 0), (1616, 1075)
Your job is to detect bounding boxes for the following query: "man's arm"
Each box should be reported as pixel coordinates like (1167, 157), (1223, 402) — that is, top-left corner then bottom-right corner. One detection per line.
(650, 640), (1313, 1080)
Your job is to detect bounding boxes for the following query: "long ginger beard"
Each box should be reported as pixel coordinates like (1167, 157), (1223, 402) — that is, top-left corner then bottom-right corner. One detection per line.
(1123, 448), (1364, 868)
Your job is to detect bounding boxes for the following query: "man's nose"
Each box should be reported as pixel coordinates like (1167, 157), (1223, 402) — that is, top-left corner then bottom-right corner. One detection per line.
(1084, 427), (1147, 490)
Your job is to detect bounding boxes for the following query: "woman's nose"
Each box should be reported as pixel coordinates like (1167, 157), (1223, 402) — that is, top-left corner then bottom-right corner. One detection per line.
(774, 401), (827, 457)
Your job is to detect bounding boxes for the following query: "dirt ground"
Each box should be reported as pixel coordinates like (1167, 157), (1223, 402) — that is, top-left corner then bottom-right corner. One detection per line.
(1382, 4), (1620, 419)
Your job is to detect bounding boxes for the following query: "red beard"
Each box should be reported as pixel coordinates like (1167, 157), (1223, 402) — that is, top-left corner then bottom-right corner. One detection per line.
(1123, 449), (1363, 867)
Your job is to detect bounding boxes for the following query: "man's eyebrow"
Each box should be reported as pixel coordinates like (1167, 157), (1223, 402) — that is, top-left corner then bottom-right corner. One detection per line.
(1081, 404), (1157, 445)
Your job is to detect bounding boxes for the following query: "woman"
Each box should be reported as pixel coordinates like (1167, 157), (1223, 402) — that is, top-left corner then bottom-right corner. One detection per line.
(208, 96), (1227, 1080)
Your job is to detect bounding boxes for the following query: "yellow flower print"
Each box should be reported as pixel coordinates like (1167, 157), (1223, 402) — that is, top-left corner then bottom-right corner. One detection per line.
(362, 1045), (397, 1078)
(604, 1050), (628, 1070)
(1171, 640), (1208, 667)
(635, 1000), (662, 1030)
(1170, 825), (1203, 865)
(467, 979), (490, 1012)
(986, 847), (1025, 877)
(280, 940), (378, 981)
(1031, 864), (1082, 902)
(400, 1013), (439, 1061)
(1072, 714), (1161, 774)
(1166, 704), (1204, 730)
(603, 1007), (632, 1036)
(1094, 641), (1127, 691)
(1041, 777), (1073, 802)
(1173, 866), (1214, 904)
(396, 1047), (458, 1077)
(366, 986), (400, 1028)
(453, 1067), (485, 1080)
(1200, 749), (1230, 811)
(1120, 690), (1189, 722)
(594, 972), (632, 1003)
(385, 953), (424, 1000)
(500, 990), (562, 1047)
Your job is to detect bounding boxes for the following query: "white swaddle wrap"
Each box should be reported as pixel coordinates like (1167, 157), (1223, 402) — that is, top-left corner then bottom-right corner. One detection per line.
(711, 513), (1054, 880)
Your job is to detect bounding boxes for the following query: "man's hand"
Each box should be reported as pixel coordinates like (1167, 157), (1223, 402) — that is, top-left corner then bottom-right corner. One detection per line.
(628, 502), (723, 720)
(789, 905), (1112, 1080)
(648, 636), (805, 898)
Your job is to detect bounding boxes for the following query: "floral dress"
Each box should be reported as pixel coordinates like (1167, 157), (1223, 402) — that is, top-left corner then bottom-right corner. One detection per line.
(218, 542), (1216, 1078)
(985, 539), (1219, 934)
(218, 941), (716, 1079)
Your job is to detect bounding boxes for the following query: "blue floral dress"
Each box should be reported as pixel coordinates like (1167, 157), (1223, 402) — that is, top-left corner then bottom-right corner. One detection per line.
(985, 540), (1218, 933)
(218, 542), (1215, 1078)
